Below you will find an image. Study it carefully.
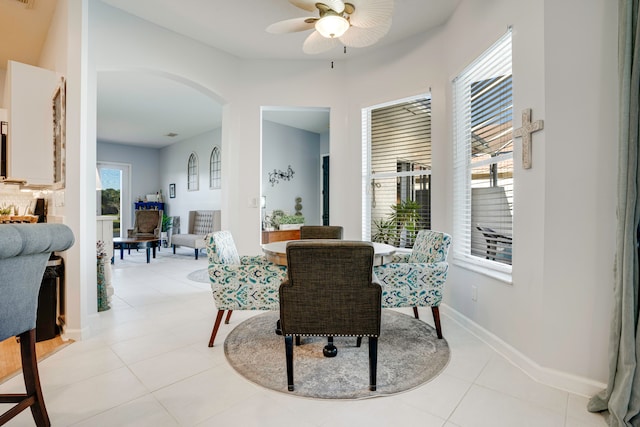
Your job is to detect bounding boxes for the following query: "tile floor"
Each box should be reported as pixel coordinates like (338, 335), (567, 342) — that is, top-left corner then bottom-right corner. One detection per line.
(1, 248), (608, 426)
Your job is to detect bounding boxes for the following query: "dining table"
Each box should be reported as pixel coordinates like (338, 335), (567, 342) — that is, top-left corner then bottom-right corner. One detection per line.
(261, 240), (397, 266)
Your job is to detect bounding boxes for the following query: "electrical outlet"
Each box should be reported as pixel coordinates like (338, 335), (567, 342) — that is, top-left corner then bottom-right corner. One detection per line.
(472, 285), (478, 301)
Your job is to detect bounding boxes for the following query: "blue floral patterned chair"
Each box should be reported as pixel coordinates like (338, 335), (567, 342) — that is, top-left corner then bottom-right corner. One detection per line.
(374, 229), (451, 339)
(205, 230), (287, 346)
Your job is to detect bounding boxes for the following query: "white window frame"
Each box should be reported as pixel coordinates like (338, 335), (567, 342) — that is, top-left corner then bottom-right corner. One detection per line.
(361, 93), (432, 244)
(187, 152), (199, 191)
(209, 146), (221, 189)
(452, 29), (513, 280)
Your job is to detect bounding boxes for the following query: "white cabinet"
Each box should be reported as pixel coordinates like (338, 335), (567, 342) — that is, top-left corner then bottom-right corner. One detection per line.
(3, 61), (61, 185)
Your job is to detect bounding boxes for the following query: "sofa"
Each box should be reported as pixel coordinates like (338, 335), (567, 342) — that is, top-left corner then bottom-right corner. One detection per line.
(172, 210), (221, 259)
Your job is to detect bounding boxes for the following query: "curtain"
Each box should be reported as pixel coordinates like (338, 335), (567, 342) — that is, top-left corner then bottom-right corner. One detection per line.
(588, 0), (640, 425)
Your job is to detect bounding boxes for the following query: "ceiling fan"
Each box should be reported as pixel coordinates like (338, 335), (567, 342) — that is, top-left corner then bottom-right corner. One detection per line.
(266, 0), (394, 55)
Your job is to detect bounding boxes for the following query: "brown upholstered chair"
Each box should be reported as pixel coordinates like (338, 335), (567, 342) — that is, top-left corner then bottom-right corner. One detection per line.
(279, 241), (381, 392)
(299, 225), (343, 240)
(128, 210), (162, 240)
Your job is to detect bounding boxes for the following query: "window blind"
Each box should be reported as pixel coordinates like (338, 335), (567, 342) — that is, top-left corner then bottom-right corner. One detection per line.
(362, 95), (432, 247)
(453, 29), (513, 269)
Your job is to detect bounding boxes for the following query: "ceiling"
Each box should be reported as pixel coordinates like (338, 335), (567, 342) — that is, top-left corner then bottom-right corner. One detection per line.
(0, 0), (460, 148)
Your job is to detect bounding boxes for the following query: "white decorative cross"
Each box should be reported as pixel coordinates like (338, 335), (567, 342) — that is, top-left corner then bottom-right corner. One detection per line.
(513, 108), (544, 169)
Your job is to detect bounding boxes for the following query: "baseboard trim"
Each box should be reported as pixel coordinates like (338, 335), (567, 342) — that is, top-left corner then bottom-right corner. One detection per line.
(60, 313), (99, 341)
(440, 304), (606, 397)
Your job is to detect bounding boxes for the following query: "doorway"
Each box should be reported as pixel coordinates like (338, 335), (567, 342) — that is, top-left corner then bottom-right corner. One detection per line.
(322, 155), (330, 225)
(97, 162), (131, 238)
(261, 107), (330, 230)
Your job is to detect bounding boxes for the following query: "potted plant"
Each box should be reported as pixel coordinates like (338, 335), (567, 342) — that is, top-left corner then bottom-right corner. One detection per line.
(389, 200), (421, 247)
(371, 200), (422, 247)
(269, 209), (286, 230)
(372, 217), (398, 245)
(278, 214), (305, 230)
(161, 213), (173, 247)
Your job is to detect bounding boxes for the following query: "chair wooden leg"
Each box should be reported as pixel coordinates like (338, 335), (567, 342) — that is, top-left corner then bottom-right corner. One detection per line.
(0, 330), (50, 427)
(369, 336), (378, 391)
(224, 310), (233, 324)
(208, 310), (225, 347)
(432, 306), (443, 339)
(285, 336), (294, 391)
(413, 307), (420, 319)
(21, 330), (49, 426)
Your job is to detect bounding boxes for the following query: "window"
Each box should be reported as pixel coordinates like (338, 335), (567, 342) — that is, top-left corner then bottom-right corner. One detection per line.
(362, 95), (432, 248)
(187, 152), (199, 191)
(453, 29), (513, 272)
(210, 147), (221, 189)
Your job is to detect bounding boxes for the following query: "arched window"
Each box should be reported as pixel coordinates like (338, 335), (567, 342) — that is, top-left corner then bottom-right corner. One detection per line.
(187, 152), (199, 191)
(209, 146), (221, 189)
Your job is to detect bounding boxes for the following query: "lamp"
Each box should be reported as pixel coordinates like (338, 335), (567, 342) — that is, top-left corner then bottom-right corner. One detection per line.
(315, 14), (349, 38)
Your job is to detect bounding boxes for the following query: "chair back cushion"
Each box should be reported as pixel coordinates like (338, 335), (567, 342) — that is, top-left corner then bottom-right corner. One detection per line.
(299, 225), (343, 239)
(0, 224), (74, 341)
(191, 210), (220, 235)
(408, 230), (452, 264)
(206, 230), (241, 265)
(135, 210), (161, 234)
(280, 241), (381, 337)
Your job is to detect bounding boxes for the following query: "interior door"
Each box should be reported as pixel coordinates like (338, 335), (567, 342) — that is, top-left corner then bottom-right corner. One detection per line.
(322, 155), (329, 225)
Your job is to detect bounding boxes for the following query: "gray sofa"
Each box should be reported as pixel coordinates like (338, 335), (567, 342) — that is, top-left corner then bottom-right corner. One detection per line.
(172, 210), (221, 259)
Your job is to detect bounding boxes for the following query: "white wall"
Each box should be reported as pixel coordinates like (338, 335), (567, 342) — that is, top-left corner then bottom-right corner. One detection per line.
(159, 128), (222, 231)
(339, 0), (616, 393)
(33, 0), (617, 395)
(262, 120), (321, 225)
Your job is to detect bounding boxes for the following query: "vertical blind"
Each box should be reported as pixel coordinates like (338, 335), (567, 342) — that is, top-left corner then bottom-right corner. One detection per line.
(362, 95), (432, 247)
(452, 29), (513, 268)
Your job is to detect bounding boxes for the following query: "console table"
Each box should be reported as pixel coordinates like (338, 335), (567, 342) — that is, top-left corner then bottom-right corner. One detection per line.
(262, 229), (300, 244)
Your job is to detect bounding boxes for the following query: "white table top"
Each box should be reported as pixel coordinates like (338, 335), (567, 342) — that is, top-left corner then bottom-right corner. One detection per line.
(262, 240), (396, 257)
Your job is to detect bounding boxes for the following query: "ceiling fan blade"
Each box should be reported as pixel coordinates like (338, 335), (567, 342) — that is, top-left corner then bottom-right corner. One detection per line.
(347, 0), (394, 28)
(318, 0), (346, 13)
(288, 0), (320, 12)
(303, 31), (340, 54)
(339, 19), (392, 47)
(290, 0), (346, 13)
(266, 18), (316, 34)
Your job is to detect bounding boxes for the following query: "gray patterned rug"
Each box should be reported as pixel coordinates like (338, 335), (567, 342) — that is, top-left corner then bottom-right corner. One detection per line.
(224, 310), (450, 399)
(187, 269), (209, 283)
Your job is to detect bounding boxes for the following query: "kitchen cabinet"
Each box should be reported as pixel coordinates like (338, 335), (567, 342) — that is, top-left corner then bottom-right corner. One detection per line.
(3, 61), (61, 186)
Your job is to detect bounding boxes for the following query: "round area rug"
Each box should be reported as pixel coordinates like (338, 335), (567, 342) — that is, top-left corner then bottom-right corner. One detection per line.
(187, 269), (209, 283)
(224, 310), (450, 399)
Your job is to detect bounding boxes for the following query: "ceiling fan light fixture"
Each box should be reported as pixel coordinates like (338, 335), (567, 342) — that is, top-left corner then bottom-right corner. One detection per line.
(315, 14), (349, 39)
